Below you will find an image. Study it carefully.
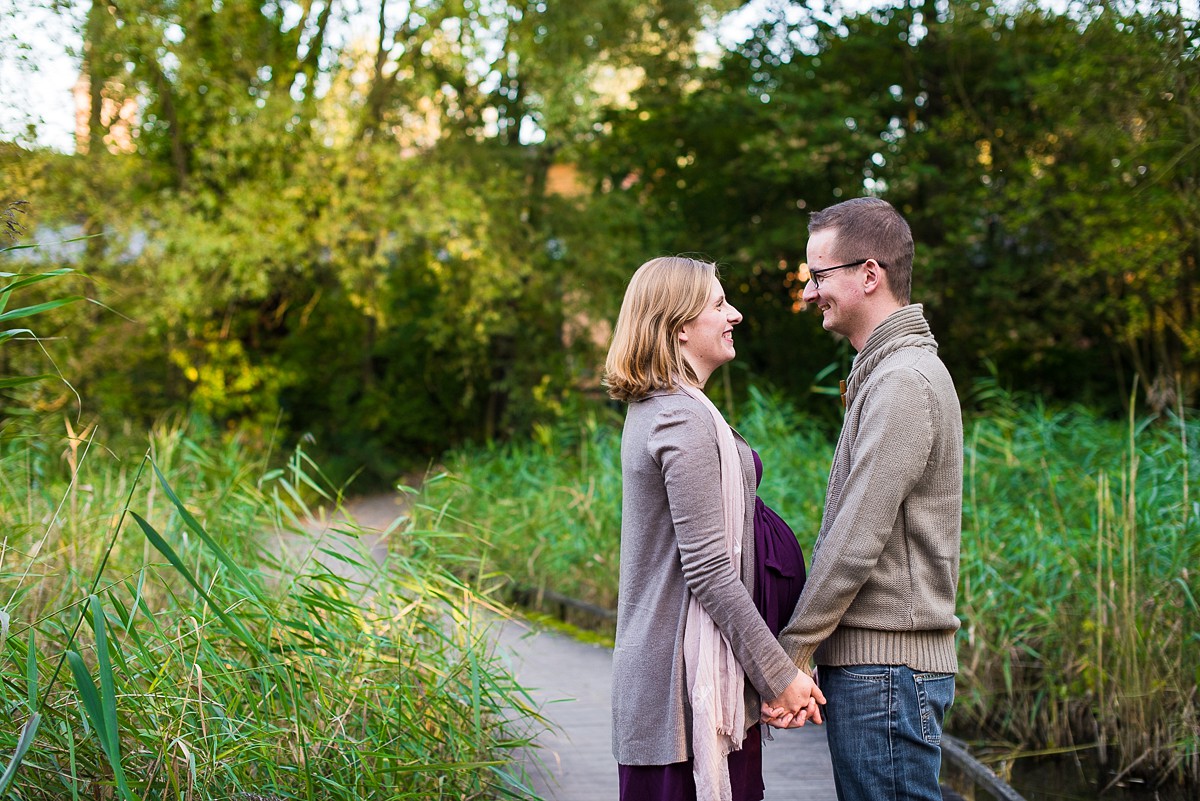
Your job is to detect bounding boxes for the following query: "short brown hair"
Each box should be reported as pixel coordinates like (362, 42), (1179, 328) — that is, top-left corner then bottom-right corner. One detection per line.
(604, 256), (716, 403)
(809, 197), (914, 303)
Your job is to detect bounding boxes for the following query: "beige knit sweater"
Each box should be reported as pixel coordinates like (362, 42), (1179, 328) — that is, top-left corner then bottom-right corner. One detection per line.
(779, 304), (963, 674)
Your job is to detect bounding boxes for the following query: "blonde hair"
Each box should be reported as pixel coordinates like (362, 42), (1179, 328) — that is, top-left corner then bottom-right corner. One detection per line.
(604, 256), (716, 403)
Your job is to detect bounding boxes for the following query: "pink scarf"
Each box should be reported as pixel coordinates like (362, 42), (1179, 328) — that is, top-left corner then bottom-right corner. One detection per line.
(677, 382), (747, 801)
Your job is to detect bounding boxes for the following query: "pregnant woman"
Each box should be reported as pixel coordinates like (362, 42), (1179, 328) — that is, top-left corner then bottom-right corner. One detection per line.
(603, 255), (822, 801)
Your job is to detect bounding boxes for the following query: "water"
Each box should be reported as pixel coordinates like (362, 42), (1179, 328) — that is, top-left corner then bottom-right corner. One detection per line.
(1006, 753), (1192, 801)
(950, 748), (1195, 801)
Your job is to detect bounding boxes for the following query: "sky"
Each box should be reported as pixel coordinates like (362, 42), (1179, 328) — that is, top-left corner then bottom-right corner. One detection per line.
(1, 2), (85, 152)
(3, 0), (1197, 154)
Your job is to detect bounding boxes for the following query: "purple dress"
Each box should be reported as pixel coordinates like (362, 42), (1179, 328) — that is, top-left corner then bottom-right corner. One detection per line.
(750, 450), (808, 638)
(618, 450), (807, 801)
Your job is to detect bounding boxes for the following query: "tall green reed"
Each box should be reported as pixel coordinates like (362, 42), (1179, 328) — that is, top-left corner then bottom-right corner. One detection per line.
(409, 386), (835, 616)
(0, 418), (544, 800)
(410, 407), (629, 611)
(956, 389), (1198, 785)
(415, 384), (1198, 785)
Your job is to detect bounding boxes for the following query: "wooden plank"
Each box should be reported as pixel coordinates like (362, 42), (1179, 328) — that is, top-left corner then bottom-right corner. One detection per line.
(493, 618), (838, 801)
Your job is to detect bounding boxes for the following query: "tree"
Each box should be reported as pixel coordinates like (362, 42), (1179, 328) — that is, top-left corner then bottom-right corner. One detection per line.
(595, 0), (1200, 411)
(5, 0), (742, 479)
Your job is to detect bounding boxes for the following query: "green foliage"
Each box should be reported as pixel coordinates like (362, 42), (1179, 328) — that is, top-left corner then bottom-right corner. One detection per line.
(0, 421), (544, 800)
(4, 0), (1200, 475)
(0, 202), (84, 398)
(4, 0), (694, 480)
(411, 403), (629, 611)
(593, 0), (1200, 412)
(413, 386), (1200, 784)
(409, 384), (838, 612)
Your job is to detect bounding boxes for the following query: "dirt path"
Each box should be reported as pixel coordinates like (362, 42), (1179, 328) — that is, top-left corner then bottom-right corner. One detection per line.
(281, 493), (403, 586)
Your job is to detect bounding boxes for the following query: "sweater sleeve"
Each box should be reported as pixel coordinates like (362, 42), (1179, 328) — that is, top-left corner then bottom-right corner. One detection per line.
(778, 367), (935, 668)
(648, 405), (799, 700)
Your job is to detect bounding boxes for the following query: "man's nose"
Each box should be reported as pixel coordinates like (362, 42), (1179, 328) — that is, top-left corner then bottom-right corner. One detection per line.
(801, 282), (818, 303)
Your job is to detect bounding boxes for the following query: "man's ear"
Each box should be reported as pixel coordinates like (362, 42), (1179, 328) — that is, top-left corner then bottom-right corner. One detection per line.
(861, 259), (884, 295)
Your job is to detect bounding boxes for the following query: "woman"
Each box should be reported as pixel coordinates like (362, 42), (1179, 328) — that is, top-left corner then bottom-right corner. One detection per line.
(604, 256), (823, 801)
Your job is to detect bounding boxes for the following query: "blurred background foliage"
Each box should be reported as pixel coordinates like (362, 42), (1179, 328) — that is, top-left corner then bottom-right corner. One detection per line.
(2, 0), (1197, 483)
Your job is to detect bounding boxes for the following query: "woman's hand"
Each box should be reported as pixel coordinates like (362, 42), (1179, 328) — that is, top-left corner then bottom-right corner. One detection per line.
(760, 697), (821, 728)
(760, 670), (825, 728)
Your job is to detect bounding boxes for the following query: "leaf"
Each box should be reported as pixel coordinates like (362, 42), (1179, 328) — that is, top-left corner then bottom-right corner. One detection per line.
(130, 512), (263, 656)
(0, 268), (74, 294)
(150, 463), (263, 601)
(0, 296), (83, 323)
(67, 650), (110, 747)
(68, 599), (136, 801)
(88, 596), (120, 764)
(0, 713), (41, 797)
(0, 327), (34, 344)
(26, 628), (38, 710)
(0, 374), (53, 389)
(469, 645), (483, 744)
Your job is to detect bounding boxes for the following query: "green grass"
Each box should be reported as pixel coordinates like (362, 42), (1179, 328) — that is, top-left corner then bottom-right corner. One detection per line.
(0, 418), (545, 800)
(413, 384), (1200, 787)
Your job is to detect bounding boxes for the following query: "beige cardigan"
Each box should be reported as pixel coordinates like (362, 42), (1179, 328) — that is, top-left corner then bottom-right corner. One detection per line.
(611, 389), (798, 766)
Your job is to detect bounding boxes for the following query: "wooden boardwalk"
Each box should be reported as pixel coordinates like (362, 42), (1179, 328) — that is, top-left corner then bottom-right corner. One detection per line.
(494, 618), (837, 801)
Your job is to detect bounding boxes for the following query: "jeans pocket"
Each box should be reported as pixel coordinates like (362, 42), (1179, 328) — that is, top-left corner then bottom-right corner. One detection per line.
(836, 664), (890, 681)
(913, 672), (954, 745)
(822, 665), (892, 739)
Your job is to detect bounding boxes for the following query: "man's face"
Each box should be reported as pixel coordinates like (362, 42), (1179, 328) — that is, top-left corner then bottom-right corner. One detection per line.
(802, 228), (864, 339)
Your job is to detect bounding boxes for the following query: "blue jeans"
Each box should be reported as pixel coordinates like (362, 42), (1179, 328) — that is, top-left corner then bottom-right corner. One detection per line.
(818, 664), (955, 801)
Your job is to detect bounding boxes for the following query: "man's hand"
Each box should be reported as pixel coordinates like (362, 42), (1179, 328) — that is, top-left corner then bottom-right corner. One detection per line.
(760, 670), (825, 728)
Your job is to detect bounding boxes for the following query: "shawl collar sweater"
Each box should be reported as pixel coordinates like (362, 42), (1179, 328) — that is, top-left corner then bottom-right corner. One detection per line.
(779, 304), (963, 674)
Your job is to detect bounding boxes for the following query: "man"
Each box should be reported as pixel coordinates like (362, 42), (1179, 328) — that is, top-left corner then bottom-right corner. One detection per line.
(776, 197), (963, 801)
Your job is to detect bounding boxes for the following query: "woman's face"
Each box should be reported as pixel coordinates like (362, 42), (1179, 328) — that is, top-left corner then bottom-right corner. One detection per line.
(679, 276), (743, 385)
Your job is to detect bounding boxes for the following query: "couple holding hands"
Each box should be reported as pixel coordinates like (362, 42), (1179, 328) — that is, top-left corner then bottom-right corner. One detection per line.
(604, 198), (964, 801)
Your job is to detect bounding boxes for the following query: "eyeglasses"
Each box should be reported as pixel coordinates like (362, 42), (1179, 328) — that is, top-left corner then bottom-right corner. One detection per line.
(801, 260), (868, 287)
(800, 259), (871, 289)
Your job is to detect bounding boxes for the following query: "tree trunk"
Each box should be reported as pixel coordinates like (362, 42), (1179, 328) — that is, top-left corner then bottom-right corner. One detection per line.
(82, 0), (108, 268)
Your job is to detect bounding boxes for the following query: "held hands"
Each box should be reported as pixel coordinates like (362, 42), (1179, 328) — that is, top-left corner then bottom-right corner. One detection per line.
(760, 669), (825, 728)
